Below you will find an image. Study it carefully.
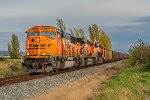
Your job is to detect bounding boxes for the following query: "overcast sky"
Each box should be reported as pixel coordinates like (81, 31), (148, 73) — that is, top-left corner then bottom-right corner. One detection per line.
(0, 0), (150, 53)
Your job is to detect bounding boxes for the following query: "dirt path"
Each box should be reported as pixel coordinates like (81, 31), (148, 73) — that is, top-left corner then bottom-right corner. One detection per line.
(29, 61), (126, 100)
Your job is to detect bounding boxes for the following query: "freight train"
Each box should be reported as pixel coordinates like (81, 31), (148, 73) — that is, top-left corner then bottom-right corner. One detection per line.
(22, 26), (127, 73)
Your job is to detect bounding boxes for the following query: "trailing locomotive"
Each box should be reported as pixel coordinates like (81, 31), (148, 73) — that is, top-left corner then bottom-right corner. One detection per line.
(22, 26), (126, 73)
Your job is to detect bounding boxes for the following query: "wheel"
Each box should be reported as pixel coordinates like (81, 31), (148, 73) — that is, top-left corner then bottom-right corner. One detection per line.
(79, 57), (85, 66)
(52, 68), (59, 72)
(73, 61), (77, 69)
(94, 57), (98, 65)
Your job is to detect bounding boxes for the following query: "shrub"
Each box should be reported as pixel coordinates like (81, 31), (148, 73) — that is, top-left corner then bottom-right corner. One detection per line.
(128, 39), (150, 65)
(9, 62), (21, 71)
(0, 59), (22, 77)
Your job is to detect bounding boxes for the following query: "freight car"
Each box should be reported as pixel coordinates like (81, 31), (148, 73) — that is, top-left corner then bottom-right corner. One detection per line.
(22, 26), (126, 73)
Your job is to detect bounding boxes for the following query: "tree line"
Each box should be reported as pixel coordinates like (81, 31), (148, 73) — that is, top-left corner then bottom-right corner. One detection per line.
(8, 19), (112, 58)
(57, 19), (112, 51)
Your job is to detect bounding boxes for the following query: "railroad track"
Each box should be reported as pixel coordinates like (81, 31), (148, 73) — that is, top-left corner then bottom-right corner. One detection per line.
(0, 62), (113, 87)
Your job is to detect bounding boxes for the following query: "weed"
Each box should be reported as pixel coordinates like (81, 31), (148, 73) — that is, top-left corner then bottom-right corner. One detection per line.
(0, 59), (22, 77)
(9, 62), (21, 71)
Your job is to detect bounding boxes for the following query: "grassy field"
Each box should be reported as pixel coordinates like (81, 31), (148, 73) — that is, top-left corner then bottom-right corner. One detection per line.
(98, 62), (150, 100)
(0, 57), (22, 78)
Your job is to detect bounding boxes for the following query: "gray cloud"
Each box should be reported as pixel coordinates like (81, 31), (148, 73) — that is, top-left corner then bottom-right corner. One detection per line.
(104, 17), (150, 52)
(0, 0), (150, 53)
(132, 16), (150, 24)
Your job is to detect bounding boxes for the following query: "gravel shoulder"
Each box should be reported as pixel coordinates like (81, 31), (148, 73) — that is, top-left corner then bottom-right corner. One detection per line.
(28, 61), (126, 100)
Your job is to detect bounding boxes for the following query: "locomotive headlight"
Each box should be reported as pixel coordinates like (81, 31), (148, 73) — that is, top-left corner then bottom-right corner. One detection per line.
(27, 53), (29, 55)
(37, 37), (40, 43)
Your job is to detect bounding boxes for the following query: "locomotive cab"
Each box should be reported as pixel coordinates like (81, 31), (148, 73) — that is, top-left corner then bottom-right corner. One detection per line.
(25, 26), (59, 58)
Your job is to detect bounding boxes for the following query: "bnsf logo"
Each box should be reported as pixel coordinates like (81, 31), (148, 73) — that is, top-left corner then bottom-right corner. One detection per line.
(29, 44), (52, 48)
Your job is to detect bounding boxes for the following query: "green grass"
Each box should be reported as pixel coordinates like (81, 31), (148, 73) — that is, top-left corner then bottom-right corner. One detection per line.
(98, 64), (150, 100)
(0, 59), (22, 78)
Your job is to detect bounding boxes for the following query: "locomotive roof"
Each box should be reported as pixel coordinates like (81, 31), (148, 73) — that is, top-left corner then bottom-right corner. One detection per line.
(71, 36), (77, 43)
(25, 26), (93, 45)
(25, 26), (57, 33)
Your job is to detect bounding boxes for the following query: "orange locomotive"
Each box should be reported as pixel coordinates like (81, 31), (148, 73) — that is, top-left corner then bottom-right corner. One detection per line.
(22, 26), (104, 73)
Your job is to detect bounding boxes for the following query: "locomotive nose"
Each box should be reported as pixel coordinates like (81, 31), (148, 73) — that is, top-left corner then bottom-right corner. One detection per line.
(26, 36), (51, 57)
(29, 37), (40, 43)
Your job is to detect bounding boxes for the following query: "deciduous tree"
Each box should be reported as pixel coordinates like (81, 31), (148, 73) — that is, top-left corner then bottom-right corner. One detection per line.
(88, 24), (111, 50)
(56, 18), (66, 34)
(70, 28), (85, 38)
(8, 34), (20, 58)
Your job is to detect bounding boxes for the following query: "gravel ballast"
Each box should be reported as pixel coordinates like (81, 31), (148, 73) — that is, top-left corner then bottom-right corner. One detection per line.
(0, 61), (121, 100)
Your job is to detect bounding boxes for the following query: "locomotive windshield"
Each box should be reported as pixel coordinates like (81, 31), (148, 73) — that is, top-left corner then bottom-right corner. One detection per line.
(27, 32), (39, 38)
(64, 33), (71, 40)
(42, 32), (55, 38)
